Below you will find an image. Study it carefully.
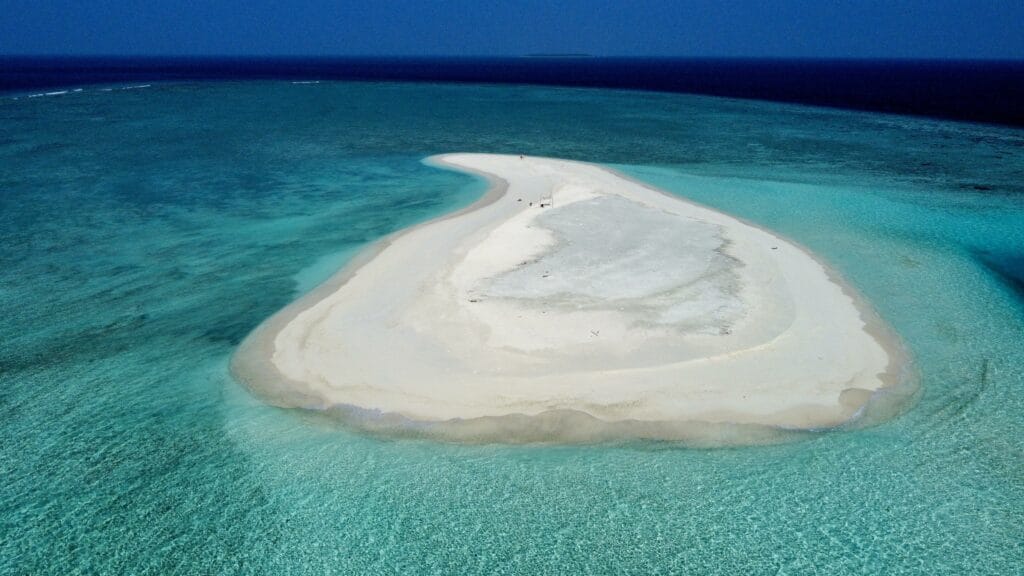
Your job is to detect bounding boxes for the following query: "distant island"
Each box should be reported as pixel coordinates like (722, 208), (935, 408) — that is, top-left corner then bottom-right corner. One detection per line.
(523, 53), (594, 58)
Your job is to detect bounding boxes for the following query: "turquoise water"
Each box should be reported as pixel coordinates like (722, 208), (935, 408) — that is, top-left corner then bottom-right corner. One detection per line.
(2, 82), (1023, 574)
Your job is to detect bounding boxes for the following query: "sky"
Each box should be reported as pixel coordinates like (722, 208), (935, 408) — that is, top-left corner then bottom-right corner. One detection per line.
(1, 0), (1023, 59)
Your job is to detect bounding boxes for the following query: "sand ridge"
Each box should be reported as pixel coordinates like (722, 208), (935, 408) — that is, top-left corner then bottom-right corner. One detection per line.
(232, 154), (914, 444)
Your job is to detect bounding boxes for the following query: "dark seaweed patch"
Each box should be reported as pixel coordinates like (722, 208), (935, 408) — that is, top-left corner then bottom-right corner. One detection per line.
(976, 251), (1024, 299)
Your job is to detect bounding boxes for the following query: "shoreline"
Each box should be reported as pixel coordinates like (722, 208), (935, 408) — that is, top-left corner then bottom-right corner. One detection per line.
(230, 156), (510, 411)
(231, 154), (916, 445)
(604, 164), (918, 431)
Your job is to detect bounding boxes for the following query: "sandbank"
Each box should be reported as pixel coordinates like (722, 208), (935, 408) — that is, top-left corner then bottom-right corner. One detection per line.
(232, 154), (914, 444)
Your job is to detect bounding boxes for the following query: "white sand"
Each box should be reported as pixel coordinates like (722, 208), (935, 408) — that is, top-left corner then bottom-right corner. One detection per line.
(232, 154), (912, 443)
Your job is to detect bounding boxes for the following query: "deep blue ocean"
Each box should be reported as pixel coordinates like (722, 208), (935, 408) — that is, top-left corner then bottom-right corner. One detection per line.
(3, 57), (1024, 126)
(1, 72), (1023, 574)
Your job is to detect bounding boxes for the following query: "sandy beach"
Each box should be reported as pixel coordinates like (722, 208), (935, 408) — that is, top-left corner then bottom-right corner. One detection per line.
(232, 154), (912, 443)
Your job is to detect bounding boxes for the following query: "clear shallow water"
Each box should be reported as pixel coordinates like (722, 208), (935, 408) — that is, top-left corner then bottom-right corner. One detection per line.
(1, 82), (1022, 574)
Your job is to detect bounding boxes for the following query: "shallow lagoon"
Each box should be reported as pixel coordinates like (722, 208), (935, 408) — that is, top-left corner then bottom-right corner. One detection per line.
(1, 81), (1022, 574)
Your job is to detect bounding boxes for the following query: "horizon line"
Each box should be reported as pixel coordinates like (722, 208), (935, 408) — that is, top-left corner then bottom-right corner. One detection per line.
(2, 53), (1023, 63)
